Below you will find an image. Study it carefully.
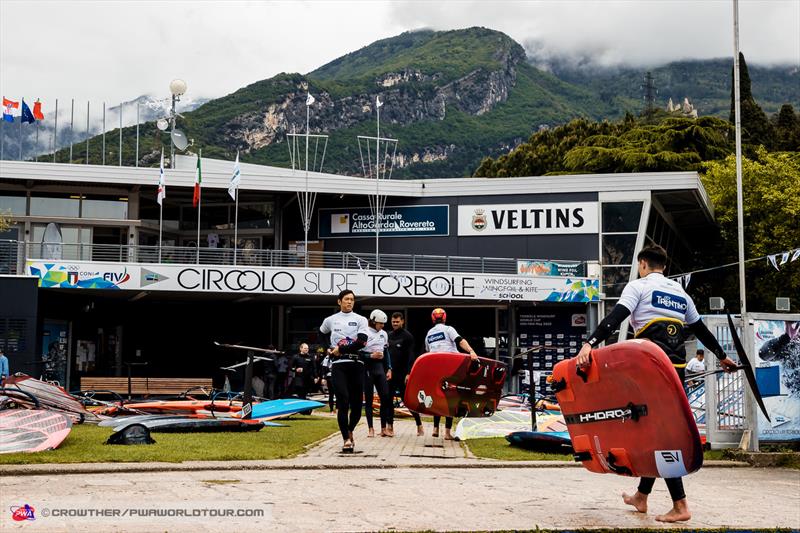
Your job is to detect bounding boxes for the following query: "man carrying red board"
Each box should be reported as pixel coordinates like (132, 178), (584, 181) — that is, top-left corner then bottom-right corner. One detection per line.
(575, 245), (737, 522)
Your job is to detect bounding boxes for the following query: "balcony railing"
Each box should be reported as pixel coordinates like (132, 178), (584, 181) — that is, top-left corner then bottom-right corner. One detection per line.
(0, 239), (588, 277)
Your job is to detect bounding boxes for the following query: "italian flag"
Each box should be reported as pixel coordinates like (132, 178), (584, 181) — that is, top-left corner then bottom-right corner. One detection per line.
(192, 154), (202, 208)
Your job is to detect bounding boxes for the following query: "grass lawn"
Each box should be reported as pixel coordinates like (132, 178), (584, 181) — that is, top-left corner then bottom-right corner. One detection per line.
(466, 437), (732, 462)
(0, 415), (339, 465)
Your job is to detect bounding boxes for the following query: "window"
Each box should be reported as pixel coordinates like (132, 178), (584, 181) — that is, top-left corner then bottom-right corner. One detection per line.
(30, 193), (80, 217)
(0, 193), (27, 215)
(81, 195), (128, 219)
(602, 202), (643, 232)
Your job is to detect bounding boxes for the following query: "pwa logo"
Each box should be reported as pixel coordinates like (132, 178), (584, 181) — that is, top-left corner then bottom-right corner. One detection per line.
(102, 269), (130, 286)
(10, 504), (36, 521)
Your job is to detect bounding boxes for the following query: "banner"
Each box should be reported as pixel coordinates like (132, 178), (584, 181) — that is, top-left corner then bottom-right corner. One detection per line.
(517, 260), (586, 277)
(26, 260), (600, 303)
(319, 205), (449, 238)
(753, 319), (800, 441)
(458, 202), (598, 236)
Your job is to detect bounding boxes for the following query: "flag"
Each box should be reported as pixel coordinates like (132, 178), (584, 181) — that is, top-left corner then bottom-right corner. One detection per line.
(768, 255), (779, 271)
(780, 252), (790, 265)
(376, 96), (383, 108)
(32, 100), (44, 120)
(306, 93), (315, 106)
(157, 150), (166, 206)
(792, 249), (800, 262)
(193, 154), (202, 208)
(21, 99), (35, 124)
(228, 151), (241, 200)
(2, 97), (18, 122)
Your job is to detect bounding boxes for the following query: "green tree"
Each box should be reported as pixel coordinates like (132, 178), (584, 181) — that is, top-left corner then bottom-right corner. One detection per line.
(772, 104), (800, 151)
(729, 52), (775, 150)
(701, 149), (800, 311)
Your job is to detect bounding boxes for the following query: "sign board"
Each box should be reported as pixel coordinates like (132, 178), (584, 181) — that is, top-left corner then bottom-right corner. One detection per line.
(26, 260), (600, 303)
(517, 260), (586, 277)
(319, 205), (449, 238)
(458, 202), (598, 236)
(753, 318), (800, 441)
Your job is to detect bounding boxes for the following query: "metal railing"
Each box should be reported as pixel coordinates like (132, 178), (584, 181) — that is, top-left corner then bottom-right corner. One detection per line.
(1, 239), (588, 276)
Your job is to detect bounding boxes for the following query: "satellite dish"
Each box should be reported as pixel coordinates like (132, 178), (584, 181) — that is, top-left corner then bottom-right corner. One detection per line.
(171, 129), (189, 151)
(156, 118), (169, 131)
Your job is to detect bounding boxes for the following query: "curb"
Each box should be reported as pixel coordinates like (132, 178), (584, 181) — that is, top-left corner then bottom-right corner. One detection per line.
(0, 459), (750, 476)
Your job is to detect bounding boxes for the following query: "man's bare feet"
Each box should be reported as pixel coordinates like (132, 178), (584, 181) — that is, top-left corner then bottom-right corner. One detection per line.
(622, 491), (648, 513)
(416, 425), (424, 436)
(384, 425), (394, 437)
(444, 430), (454, 440)
(432, 428), (440, 438)
(368, 427), (375, 438)
(655, 499), (691, 522)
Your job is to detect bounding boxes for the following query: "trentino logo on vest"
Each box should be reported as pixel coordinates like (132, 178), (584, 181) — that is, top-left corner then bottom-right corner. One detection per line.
(427, 332), (446, 343)
(651, 291), (688, 313)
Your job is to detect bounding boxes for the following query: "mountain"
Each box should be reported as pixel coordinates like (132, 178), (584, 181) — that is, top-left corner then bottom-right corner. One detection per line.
(550, 59), (798, 118)
(30, 27), (800, 177)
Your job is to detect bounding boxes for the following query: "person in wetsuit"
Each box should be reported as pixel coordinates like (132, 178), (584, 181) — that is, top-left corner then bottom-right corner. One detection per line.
(575, 244), (737, 523)
(388, 312), (424, 435)
(362, 309), (394, 438)
(424, 307), (479, 440)
(319, 289), (369, 453)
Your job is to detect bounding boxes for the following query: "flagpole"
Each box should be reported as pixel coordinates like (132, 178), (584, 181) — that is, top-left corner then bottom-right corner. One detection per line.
(159, 155), (163, 264)
(1, 115), (4, 161)
(135, 103), (140, 167)
(85, 101), (90, 164)
(35, 99), (40, 158)
(118, 102), (122, 166)
(196, 148), (202, 264)
(234, 187), (239, 266)
(69, 98), (74, 162)
(375, 97), (380, 268)
(102, 102), (106, 166)
(53, 99), (58, 163)
(304, 97), (310, 268)
(19, 97), (23, 160)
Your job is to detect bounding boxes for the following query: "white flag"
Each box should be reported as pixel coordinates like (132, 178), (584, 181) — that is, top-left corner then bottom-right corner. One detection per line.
(306, 93), (315, 106)
(228, 151), (241, 201)
(780, 252), (790, 265)
(157, 150), (166, 206)
(768, 255), (780, 271)
(376, 96), (383, 108)
(684, 273), (691, 288)
(792, 249), (800, 262)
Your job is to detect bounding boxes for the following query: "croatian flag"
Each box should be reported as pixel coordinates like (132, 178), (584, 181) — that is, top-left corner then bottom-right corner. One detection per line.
(2, 97), (19, 122)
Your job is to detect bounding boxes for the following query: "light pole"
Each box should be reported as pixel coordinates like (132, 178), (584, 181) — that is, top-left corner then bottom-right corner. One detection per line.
(169, 79), (187, 169)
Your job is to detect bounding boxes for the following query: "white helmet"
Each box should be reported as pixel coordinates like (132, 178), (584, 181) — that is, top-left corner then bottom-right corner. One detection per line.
(369, 309), (388, 324)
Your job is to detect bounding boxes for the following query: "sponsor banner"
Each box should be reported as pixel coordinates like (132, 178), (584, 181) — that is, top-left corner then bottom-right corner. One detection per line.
(753, 319), (800, 441)
(26, 260), (600, 303)
(458, 202), (598, 236)
(517, 260), (586, 277)
(319, 205), (449, 238)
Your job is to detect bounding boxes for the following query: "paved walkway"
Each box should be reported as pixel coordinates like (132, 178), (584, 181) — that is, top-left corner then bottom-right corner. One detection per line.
(2, 418), (798, 531)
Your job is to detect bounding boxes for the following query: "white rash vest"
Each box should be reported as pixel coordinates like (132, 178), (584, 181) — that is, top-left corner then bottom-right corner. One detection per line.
(424, 323), (461, 353)
(617, 272), (701, 333)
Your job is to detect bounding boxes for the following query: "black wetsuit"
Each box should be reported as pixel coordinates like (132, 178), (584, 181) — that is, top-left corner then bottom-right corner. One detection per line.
(364, 350), (392, 429)
(388, 327), (423, 427)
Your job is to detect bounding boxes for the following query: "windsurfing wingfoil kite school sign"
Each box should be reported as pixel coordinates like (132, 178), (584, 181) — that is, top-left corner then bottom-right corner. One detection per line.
(26, 260), (600, 303)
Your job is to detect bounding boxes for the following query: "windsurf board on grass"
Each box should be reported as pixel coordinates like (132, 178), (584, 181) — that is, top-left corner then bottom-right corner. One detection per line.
(0, 410), (72, 453)
(112, 417), (271, 433)
(453, 410), (532, 440)
(506, 430), (573, 453)
(3, 374), (97, 424)
(246, 398), (324, 419)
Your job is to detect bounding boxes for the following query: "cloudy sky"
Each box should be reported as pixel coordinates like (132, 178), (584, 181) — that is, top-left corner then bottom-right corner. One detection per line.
(1, 0), (798, 111)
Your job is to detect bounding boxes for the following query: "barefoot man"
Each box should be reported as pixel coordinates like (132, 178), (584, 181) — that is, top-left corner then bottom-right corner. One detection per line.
(575, 245), (737, 522)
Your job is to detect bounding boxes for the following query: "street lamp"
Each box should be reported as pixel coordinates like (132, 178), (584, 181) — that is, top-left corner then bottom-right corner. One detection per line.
(169, 79), (187, 169)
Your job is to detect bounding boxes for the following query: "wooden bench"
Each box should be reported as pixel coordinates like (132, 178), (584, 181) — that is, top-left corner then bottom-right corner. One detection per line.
(79, 377), (213, 397)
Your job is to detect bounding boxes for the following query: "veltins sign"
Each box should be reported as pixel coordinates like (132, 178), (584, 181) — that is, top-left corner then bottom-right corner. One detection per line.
(319, 205), (449, 238)
(26, 261), (600, 303)
(458, 202), (598, 236)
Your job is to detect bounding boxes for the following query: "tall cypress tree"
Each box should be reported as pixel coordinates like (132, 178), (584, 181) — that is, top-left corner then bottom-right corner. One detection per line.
(729, 52), (775, 149)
